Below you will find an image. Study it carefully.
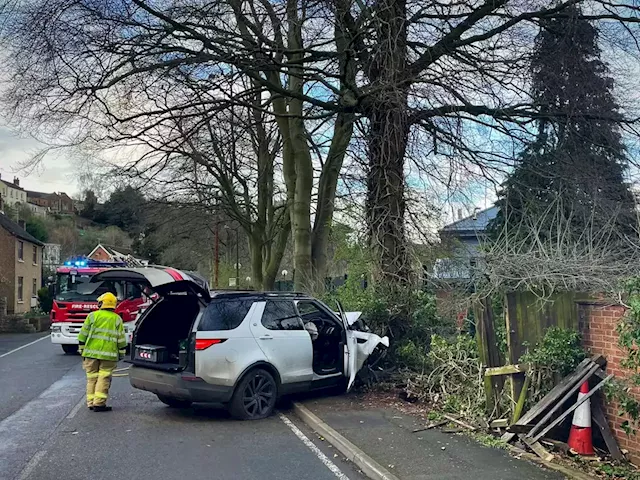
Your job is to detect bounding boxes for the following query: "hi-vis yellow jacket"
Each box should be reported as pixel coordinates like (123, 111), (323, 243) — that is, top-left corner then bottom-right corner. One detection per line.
(77, 309), (127, 361)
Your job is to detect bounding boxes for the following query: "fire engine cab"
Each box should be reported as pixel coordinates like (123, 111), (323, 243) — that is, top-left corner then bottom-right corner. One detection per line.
(49, 257), (149, 354)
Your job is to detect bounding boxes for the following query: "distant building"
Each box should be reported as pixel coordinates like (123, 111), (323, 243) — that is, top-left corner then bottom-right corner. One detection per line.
(0, 213), (43, 314)
(0, 175), (27, 207)
(27, 190), (74, 214)
(26, 202), (49, 217)
(433, 206), (498, 281)
(88, 243), (148, 267)
(43, 243), (62, 274)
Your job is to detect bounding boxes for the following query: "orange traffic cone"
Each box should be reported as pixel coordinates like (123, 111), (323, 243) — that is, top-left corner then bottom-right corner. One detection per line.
(567, 381), (595, 455)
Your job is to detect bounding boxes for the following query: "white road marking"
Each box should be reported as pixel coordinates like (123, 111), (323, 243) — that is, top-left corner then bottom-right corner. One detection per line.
(16, 449), (47, 480)
(0, 334), (50, 358)
(66, 397), (86, 419)
(279, 413), (351, 480)
(0, 369), (84, 479)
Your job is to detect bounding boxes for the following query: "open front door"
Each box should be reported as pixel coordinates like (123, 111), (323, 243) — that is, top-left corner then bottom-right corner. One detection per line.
(336, 301), (358, 391)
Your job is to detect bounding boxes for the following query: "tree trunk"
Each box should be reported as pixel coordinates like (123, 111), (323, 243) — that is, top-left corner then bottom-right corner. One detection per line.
(312, 111), (354, 284)
(366, 0), (411, 285)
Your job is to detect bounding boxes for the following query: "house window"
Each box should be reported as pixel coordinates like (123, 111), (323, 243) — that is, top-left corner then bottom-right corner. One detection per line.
(32, 278), (37, 297)
(17, 277), (23, 302)
(18, 241), (24, 261)
(32, 245), (37, 264)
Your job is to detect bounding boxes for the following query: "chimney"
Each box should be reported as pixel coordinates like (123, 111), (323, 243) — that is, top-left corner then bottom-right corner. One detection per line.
(13, 177), (19, 187)
(457, 208), (463, 220)
(18, 219), (26, 229)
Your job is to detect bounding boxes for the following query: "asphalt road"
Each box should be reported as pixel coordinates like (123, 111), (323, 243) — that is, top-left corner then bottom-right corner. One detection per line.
(0, 335), (365, 480)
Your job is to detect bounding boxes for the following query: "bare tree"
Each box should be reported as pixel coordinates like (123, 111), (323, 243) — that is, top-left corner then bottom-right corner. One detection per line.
(4, 0), (640, 292)
(479, 197), (640, 299)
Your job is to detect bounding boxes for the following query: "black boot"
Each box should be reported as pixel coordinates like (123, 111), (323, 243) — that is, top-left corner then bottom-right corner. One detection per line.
(93, 405), (113, 412)
(88, 406), (94, 411)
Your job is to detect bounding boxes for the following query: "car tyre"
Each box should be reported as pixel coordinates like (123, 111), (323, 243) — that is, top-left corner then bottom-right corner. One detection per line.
(157, 395), (192, 408)
(229, 368), (277, 420)
(62, 345), (78, 355)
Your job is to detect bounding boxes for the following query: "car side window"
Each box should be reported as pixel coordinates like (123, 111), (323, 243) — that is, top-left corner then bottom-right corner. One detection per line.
(199, 300), (253, 331)
(261, 300), (303, 331)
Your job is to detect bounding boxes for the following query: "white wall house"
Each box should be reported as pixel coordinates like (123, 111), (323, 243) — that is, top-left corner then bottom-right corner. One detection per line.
(0, 175), (27, 207)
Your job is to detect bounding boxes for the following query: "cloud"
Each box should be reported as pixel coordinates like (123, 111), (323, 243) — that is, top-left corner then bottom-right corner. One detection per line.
(0, 125), (79, 196)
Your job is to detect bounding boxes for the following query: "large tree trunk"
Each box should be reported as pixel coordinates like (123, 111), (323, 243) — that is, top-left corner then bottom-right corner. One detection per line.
(312, 112), (354, 284)
(366, 0), (411, 286)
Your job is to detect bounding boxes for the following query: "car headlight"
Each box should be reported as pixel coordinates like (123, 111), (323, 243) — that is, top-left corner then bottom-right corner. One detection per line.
(51, 325), (62, 333)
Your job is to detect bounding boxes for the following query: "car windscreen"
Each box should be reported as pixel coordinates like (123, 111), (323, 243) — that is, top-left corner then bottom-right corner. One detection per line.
(198, 299), (253, 331)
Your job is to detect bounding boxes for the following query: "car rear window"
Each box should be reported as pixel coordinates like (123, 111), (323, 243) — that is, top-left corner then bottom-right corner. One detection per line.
(198, 300), (253, 331)
(262, 300), (303, 330)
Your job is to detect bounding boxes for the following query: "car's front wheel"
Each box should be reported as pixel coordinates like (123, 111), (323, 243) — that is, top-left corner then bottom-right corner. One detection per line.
(229, 368), (277, 420)
(157, 395), (192, 408)
(62, 345), (78, 355)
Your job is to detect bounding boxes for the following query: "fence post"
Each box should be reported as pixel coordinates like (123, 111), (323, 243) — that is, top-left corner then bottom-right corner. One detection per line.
(475, 297), (504, 414)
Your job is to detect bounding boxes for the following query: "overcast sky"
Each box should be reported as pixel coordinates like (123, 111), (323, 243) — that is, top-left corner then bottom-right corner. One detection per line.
(0, 125), (79, 196)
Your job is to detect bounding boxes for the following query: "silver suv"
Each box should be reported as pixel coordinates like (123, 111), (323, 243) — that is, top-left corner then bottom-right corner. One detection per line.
(90, 267), (389, 419)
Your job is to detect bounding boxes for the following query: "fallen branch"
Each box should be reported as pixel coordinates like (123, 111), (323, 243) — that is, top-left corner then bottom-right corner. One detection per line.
(443, 414), (477, 431)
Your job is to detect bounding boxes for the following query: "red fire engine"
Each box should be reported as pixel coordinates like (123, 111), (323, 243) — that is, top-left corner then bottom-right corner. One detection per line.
(49, 257), (149, 354)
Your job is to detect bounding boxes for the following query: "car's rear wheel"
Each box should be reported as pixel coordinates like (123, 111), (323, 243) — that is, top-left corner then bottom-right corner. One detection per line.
(62, 345), (78, 355)
(229, 368), (277, 420)
(157, 395), (192, 408)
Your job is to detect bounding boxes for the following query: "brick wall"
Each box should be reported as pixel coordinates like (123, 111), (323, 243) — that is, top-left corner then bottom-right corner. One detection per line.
(0, 228), (16, 311)
(89, 246), (111, 262)
(578, 302), (640, 463)
(14, 240), (42, 314)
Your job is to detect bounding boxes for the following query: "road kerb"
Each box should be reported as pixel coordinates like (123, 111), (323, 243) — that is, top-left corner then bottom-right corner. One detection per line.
(292, 402), (400, 480)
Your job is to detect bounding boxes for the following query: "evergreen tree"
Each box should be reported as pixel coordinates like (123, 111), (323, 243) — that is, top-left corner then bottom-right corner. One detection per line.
(492, 6), (636, 243)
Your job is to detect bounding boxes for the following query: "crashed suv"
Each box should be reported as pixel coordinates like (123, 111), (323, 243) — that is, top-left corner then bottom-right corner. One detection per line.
(89, 267), (389, 420)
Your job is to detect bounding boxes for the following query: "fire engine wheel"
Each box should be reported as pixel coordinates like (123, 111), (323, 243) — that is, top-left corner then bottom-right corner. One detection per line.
(62, 345), (79, 355)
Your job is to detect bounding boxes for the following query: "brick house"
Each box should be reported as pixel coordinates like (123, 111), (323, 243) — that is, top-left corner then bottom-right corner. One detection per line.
(88, 243), (147, 266)
(0, 213), (43, 314)
(26, 190), (74, 214)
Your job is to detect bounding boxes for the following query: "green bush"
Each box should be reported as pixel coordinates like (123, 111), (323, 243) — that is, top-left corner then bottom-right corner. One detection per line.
(520, 327), (586, 402)
(520, 327), (586, 376)
(37, 287), (53, 314)
(326, 282), (456, 370)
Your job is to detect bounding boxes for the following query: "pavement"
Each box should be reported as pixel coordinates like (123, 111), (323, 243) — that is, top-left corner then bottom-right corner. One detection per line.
(0, 333), (568, 480)
(294, 395), (567, 480)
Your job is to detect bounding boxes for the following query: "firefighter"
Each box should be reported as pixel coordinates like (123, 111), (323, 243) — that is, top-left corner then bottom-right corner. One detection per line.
(77, 292), (126, 412)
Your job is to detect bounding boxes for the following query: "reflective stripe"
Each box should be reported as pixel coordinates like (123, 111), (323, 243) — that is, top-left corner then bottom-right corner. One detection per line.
(90, 334), (120, 342)
(93, 327), (119, 335)
(94, 392), (108, 399)
(86, 372), (99, 378)
(98, 370), (113, 377)
(87, 394), (95, 399)
(83, 349), (118, 358)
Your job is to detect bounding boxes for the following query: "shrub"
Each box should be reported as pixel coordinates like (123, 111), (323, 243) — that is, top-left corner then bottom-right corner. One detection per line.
(520, 327), (586, 401)
(37, 287), (53, 314)
(405, 334), (485, 419)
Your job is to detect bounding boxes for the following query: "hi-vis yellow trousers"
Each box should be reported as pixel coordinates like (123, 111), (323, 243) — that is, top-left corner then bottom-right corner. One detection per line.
(83, 358), (117, 407)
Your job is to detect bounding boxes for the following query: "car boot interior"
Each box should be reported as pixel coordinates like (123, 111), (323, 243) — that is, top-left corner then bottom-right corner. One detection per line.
(134, 294), (201, 365)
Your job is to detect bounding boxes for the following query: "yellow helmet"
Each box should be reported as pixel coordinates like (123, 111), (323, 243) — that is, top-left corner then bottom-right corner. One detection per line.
(97, 292), (118, 310)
